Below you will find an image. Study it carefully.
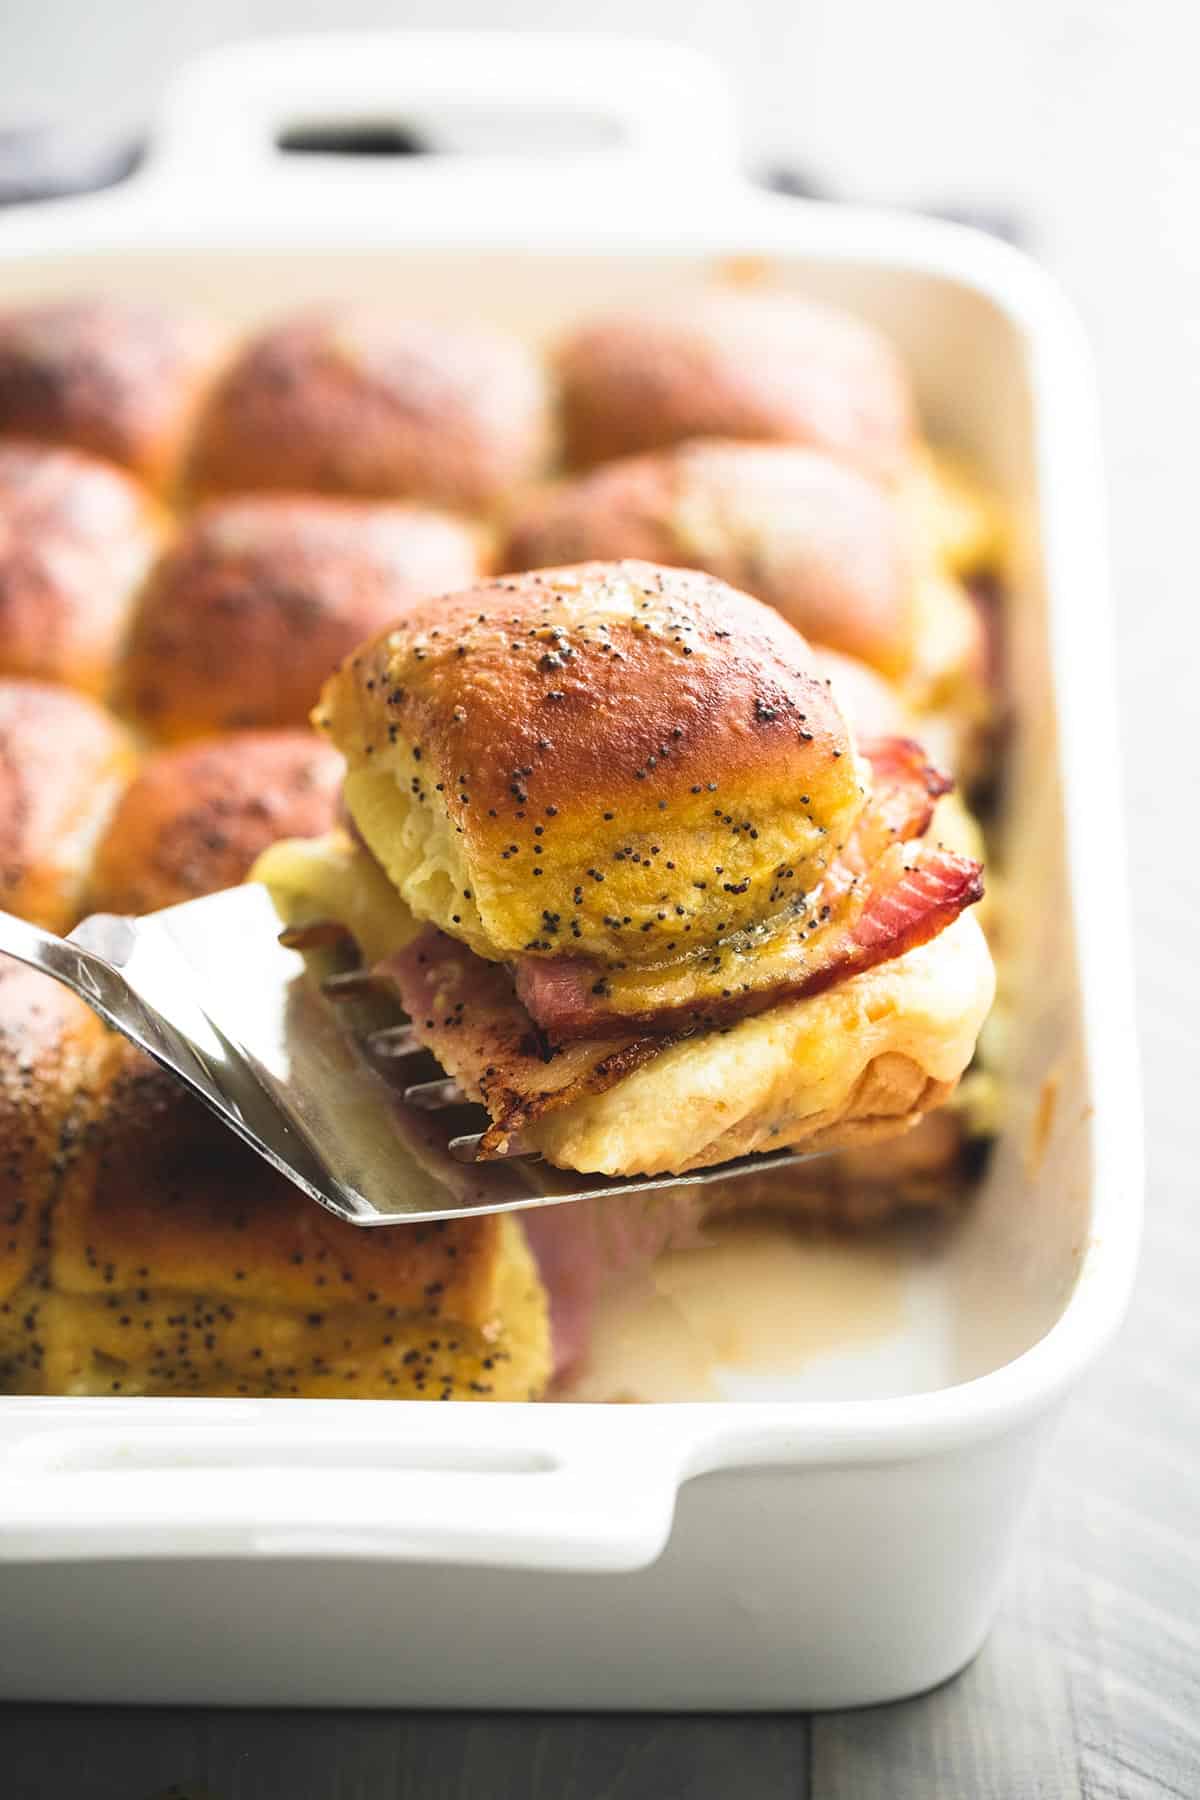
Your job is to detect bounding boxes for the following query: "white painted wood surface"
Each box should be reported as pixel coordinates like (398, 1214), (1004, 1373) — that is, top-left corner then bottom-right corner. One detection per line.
(0, 3), (1195, 1792)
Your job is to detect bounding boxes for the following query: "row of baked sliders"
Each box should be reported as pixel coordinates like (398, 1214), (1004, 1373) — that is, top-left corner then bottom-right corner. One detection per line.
(0, 288), (1004, 1402)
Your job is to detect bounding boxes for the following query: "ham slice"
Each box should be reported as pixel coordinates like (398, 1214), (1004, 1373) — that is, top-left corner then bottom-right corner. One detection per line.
(521, 1189), (710, 1379)
(374, 930), (661, 1156)
(515, 738), (979, 1040)
(822, 735), (952, 890)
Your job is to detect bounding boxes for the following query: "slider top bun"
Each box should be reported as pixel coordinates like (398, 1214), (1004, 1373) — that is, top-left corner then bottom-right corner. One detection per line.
(0, 296), (223, 492)
(557, 292), (914, 482)
(0, 440), (162, 695)
(0, 679), (136, 932)
(115, 494), (480, 742)
(316, 561), (864, 965)
(503, 441), (915, 677)
(87, 730), (343, 916)
(187, 306), (551, 513)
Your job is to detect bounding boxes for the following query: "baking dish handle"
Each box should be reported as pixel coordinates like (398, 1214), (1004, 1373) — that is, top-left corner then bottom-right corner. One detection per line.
(0, 1408), (691, 1572)
(145, 31), (740, 194)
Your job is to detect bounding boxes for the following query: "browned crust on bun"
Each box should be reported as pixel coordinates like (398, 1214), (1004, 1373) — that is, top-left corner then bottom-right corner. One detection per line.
(87, 729), (344, 916)
(504, 441), (916, 674)
(557, 293), (914, 480)
(317, 560), (865, 964)
(115, 493), (481, 741)
(187, 306), (551, 511)
(0, 679), (136, 931)
(0, 296), (224, 491)
(0, 441), (162, 695)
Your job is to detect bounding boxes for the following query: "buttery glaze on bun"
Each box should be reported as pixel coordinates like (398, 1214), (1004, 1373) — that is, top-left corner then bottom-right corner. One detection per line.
(115, 494), (481, 742)
(0, 441), (162, 695)
(0, 679), (136, 931)
(312, 562), (993, 1175)
(0, 296), (223, 492)
(556, 292), (914, 481)
(187, 306), (551, 512)
(503, 441), (916, 676)
(316, 561), (867, 964)
(87, 730), (344, 916)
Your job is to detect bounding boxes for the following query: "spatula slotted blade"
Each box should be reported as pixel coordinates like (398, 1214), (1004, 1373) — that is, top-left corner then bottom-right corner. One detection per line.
(59, 884), (814, 1227)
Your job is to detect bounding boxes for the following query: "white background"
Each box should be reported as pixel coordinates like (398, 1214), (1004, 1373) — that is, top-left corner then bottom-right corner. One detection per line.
(1, 2), (1197, 1787)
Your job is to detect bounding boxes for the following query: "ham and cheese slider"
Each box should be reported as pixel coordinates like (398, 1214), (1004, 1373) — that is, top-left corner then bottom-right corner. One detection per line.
(289, 562), (993, 1177)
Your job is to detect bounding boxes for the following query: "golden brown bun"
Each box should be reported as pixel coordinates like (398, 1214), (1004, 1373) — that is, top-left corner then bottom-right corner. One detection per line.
(0, 679), (136, 931)
(38, 1035), (549, 1400)
(188, 306), (550, 511)
(115, 494), (481, 742)
(317, 561), (865, 964)
(0, 960), (106, 1393)
(0, 297), (223, 492)
(0, 958), (550, 1401)
(504, 442), (916, 675)
(557, 293), (914, 480)
(87, 730), (344, 916)
(0, 441), (162, 695)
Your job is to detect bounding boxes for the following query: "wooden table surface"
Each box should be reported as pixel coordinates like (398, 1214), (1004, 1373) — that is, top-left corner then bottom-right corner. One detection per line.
(1, 4), (1198, 1795)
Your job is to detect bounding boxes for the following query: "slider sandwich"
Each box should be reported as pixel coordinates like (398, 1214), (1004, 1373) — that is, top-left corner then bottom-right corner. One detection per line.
(261, 561), (994, 1178)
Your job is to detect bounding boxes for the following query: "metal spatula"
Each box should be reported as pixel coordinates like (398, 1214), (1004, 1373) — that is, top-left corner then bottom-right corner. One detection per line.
(0, 886), (817, 1226)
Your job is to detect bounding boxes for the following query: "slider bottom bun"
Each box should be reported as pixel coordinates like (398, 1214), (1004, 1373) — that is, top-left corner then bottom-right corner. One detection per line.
(525, 914), (993, 1176)
(256, 836), (994, 1181)
(701, 1105), (981, 1230)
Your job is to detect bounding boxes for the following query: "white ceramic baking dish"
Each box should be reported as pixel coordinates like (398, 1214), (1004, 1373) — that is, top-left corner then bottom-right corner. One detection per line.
(0, 34), (1141, 1710)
